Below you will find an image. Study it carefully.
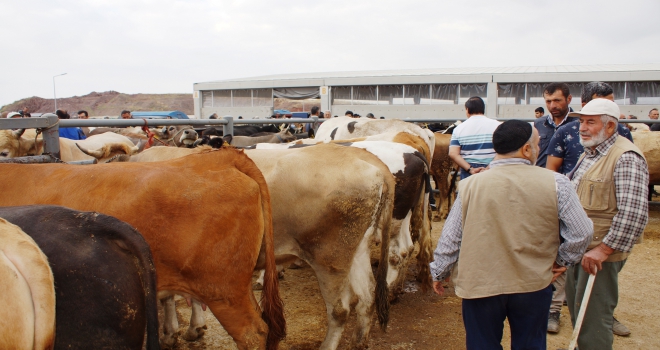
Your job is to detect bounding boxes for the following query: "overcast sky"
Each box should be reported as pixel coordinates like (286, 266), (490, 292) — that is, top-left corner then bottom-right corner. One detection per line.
(1, 0), (658, 107)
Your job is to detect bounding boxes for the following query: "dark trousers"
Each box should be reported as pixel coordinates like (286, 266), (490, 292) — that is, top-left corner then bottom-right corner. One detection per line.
(462, 285), (553, 350)
(460, 162), (488, 180)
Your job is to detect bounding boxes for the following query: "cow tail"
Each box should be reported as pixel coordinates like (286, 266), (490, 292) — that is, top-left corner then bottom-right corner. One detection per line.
(97, 215), (160, 350)
(236, 149), (286, 350)
(410, 153), (433, 291)
(375, 177), (394, 331)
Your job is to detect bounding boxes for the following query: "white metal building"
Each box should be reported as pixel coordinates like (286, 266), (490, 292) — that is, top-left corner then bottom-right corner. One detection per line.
(193, 64), (660, 119)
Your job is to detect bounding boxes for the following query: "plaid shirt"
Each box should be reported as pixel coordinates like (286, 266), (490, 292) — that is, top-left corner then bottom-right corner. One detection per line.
(570, 133), (649, 252)
(430, 158), (593, 281)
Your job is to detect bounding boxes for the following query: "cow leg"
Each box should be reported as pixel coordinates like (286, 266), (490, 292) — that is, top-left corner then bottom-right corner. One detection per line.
(183, 300), (207, 341)
(348, 242), (377, 350)
(314, 266), (352, 350)
(206, 292), (268, 350)
(160, 296), (180, 349)
(253, 265), (285, 290)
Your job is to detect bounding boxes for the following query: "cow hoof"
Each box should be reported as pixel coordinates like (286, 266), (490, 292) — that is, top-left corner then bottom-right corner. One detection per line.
(183, 325), (207, 341)
(159, 332), (179, 349)
(252, 282), (264, 291)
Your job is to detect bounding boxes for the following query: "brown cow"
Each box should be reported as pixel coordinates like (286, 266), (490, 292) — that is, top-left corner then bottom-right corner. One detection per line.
(0, 148), (285, 350)
(430, 133), (457, 220)
(0, 218), (56, 350)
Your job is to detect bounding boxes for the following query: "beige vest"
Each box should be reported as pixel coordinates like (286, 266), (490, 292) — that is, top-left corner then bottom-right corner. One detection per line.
(575, 137), (645, 262)
(455, 164), (560, 299)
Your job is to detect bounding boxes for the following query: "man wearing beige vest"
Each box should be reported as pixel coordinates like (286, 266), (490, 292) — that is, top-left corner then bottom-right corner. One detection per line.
(430, 120), (593, 349)
(565, 98), (648, 350)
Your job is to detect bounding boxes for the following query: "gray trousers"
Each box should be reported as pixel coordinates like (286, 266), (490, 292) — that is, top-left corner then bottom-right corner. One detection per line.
(565, 260), (627, 350)
(550, 270), (566, 313)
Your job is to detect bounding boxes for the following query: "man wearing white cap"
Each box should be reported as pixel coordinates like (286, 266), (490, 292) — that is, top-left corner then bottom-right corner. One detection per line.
(565, 98), (648, 350)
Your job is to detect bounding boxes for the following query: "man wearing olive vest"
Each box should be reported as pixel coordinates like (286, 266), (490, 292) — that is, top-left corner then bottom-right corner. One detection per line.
(430, 120), (593, 349)
(565, 98), (648, 350)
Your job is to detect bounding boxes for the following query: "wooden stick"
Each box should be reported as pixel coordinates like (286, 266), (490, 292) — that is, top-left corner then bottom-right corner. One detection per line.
(567, 273), (596, 350)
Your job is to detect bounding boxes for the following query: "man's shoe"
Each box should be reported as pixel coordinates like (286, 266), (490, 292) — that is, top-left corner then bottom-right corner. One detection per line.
(547, 312), (560, 333)
(613, 317), (631, 336)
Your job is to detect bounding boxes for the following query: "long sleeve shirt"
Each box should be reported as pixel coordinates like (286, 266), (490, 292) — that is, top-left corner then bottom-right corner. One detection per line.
(430, 158), (593, 281)
(569, 133), (648, 252)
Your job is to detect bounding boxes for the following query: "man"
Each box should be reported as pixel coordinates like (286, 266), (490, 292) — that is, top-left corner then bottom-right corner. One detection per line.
(430, 120), (592, 349)
(565, 98), (648, 350)
(345, 110), (354, 118)
(535, 107), (545, 118)
(449, 96), (500, 179)
(649, 108), (660, 131)
(56, 109), (86, 140)
(77, 110), (91, 136)
(544, 82), (634, 335)
(534, 83), (578, 168)
(120, 110), (132, 119)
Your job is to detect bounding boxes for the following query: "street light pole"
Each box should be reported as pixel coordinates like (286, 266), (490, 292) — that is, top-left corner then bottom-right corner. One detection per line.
(53, 73), (67, 111)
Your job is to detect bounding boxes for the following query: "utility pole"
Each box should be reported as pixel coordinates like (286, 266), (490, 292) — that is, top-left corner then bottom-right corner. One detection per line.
(53, 73), (67, 111)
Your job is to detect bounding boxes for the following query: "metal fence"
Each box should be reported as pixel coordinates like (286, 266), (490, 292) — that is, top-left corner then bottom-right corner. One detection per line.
(0, 114), (658, 160)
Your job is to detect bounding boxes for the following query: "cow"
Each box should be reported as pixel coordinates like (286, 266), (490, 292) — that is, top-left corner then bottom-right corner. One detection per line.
(113, 144), (397, 350)
(159, 125), (198, 147)
(251, 140), (429, 296)
(0, 148), (286, 350)
(0, 205), (159, 350)
(197, 129), (297, 148)
(632, 131), (660, 183)
(0, 129), (139, 163)
(311, 123), (435, 287)
(200, 124), (280, 137)
(0, 217), (55, 350)
(430, 133), (457, 220)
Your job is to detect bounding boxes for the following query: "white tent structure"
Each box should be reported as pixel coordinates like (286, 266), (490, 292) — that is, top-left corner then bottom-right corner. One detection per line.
(193, 64), (660, 120)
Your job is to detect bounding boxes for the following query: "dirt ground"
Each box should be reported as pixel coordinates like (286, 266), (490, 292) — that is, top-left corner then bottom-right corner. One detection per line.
(162, 211), (660, 350)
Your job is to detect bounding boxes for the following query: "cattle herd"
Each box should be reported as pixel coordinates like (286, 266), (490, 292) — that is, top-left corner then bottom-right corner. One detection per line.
(0, 117), (657, 350)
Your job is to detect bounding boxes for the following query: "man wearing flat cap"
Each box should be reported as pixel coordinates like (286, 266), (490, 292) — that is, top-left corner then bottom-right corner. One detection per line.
(430, 120), (593, 349)
(565, 98), (648, 350)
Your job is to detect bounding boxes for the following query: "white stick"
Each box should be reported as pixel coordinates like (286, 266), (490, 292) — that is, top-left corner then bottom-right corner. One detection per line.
(568, 273), (596, 350)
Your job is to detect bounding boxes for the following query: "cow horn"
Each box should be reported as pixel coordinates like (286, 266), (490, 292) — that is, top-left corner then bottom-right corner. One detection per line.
(76, 143), (105, 158)
(12, 129), (26, 138)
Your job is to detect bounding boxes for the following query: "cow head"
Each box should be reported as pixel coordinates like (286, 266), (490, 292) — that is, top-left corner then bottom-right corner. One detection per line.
(0, 129), (44, 158)
(193, 135), (228, 149)
(76, 142), (139, 162)
(278, 128), (297, 143)
(162, 126), (198, 147)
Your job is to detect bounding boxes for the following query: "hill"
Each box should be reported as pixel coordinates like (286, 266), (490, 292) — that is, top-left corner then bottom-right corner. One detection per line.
(1, 91), (194, 117)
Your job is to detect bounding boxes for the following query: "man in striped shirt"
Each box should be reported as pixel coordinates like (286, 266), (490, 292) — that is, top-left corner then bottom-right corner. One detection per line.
(449, 96), (501, 179)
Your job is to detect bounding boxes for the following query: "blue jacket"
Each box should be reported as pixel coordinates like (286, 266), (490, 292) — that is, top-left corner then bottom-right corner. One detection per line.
(533, 114), (578, 168)
(59, 127), (86, 140)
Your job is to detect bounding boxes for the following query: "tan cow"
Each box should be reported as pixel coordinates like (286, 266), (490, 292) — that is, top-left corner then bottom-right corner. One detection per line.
(0, 149), (285, 350)
(0, 218), (56, 350)
(0, 130), (138, 163)
(632, 131), (660, 183)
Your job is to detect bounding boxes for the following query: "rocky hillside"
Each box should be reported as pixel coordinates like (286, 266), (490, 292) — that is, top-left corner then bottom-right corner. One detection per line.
(1, 91), (194, 117)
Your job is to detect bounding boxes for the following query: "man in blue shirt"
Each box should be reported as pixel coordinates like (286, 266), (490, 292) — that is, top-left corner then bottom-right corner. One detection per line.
(545, 81), (632, 337)
(56, 110), (86, 140)
(533, 83), (578, 168)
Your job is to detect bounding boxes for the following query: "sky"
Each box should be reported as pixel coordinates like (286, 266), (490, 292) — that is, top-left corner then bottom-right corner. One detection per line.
(1, 0), (658, 107)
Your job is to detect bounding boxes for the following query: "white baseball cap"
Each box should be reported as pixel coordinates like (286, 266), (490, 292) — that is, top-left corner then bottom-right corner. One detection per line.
(7, 112), (21, 118)
(568, 98), (620, 120)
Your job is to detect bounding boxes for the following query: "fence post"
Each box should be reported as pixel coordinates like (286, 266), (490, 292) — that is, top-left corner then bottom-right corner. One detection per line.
(223, 116), (234, 136)
(42, 114), (61, 159)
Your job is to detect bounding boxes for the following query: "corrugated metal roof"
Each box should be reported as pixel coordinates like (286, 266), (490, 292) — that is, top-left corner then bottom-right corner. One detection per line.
(199, 63), (660, 84)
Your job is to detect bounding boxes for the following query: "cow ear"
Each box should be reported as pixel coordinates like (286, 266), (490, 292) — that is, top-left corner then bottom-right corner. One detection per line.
(12, 129), (26, 138)
(222, 135), (232, 145)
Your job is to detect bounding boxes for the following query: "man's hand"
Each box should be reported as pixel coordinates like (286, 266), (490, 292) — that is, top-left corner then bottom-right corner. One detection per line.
(581, 243), (614, 275)
(432, 281), (445, 296)
(551, 262), (567, 283)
